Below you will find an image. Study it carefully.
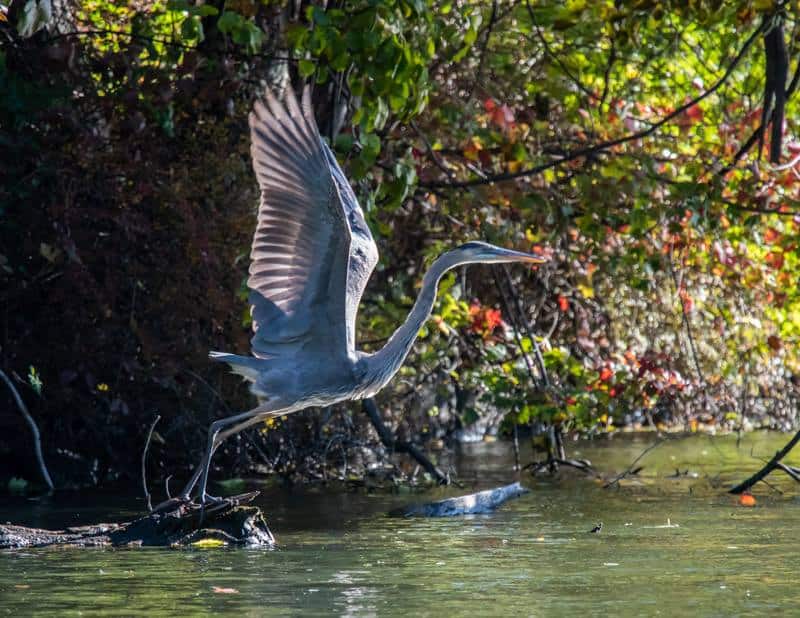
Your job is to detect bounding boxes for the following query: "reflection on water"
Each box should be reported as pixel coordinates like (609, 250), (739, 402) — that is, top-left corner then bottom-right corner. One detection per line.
(1, 432), (799, 616)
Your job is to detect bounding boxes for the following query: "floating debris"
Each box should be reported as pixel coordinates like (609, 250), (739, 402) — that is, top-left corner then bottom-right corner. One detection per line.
(644, 518), (680, 529)
(390, 482), (529, 517)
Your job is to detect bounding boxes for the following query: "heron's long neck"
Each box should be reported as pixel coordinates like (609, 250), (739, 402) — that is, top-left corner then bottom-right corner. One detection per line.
(366, 255), (454, 385)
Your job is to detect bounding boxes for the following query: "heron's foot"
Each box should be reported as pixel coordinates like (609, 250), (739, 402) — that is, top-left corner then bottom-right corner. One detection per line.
(199, 491), (224, 506)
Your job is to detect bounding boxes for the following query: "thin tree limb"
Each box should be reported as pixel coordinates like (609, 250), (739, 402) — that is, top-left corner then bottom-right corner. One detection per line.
(422, 20), (766, 189)
(493, 267), (542, 389)
(362, 398), (449, 485)
(603, 438), (665, 488)
(501, 264), (550, 387)
(526, 0), (595, 100)
(719, 40), (800, 175)
(775, 461), (800, 483)
(466, 0), (499, 102)
(729, 428), (800, 493)
(0, 369), (54, 490)
(142, 414), (161, 512)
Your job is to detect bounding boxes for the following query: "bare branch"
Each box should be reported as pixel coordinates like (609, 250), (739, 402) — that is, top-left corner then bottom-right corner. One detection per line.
(526, 0), (596, 100)
(0, 369), (53, 491)
(729, 428), (800, 493)
(422, 20), (766, 189)
(362, 398), (449, 485)
(142, 414), (161, 512)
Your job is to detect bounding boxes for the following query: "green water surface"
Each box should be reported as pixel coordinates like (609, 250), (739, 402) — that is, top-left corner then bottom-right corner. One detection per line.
(1, 432), (799, 616)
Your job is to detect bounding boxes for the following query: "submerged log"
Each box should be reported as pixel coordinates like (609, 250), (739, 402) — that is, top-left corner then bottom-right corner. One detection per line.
(391, 482), (529, 517)
(0, 492), (275, 549)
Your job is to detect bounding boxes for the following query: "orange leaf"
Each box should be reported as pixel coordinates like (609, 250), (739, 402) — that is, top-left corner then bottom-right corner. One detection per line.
(599, 367), (613, 382)
(557, 295), (569, 312)
(739, 493), (756, 507)
(764, 227), (781, 243)
(484, 308), (502, 330)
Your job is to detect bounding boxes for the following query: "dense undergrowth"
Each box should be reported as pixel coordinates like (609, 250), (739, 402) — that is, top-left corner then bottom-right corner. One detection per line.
(2, 0), (800, 491)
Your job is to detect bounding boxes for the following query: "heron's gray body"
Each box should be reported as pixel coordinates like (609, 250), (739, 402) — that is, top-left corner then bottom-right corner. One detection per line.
(182, 86), (545, 503)
(209, 351), (368, 404)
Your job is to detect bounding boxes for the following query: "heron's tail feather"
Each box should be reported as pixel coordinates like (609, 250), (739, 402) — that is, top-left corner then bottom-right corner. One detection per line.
(209, 351), (262, 382)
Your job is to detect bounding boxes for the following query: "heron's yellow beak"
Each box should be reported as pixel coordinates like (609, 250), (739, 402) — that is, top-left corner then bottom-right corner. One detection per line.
(483, 247), (547, 264)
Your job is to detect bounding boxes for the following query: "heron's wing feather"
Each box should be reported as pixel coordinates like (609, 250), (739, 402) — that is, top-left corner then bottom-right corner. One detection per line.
(320, 140), (379, 349)
(247, 86), (374, 359)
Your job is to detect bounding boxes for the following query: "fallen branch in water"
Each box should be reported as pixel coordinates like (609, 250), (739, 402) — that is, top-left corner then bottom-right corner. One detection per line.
(603, 438), (664, 488)
(0, 369), (53, 491)
(729, 429), (800, 494)
(525, 457), (596, 476)
(0, 492), (275, 549)
(391, 482), (528, 517)
(363, 398), (449, 485)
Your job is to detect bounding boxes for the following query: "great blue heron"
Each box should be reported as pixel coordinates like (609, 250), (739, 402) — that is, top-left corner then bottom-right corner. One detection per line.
(181, 86), (546, 504)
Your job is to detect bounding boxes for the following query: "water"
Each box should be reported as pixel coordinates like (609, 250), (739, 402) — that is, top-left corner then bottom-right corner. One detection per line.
(2, 432), (799, 616)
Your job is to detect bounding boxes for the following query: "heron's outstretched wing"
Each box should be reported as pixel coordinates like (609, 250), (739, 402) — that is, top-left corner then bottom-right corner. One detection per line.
(247, 86), (378, 360)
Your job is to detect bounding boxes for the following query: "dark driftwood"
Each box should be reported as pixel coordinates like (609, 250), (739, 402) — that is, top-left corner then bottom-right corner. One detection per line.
(391, 482), (529, 517)
(0, 492), (275, 549)
(363, 398), (449, 484)
(729, 429), (800, 494)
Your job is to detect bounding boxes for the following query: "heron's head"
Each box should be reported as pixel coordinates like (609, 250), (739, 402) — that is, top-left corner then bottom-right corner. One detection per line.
(451, 241), (547, 266)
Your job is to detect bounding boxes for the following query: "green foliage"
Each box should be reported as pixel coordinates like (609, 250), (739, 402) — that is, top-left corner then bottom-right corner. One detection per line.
(27, 366), (43, 396)
(216, 10), (263, 52)
(3, 0), (800, 485)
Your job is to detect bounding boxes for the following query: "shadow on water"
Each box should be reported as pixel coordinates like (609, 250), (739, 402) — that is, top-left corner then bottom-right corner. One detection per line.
(1, 431), (799, 616)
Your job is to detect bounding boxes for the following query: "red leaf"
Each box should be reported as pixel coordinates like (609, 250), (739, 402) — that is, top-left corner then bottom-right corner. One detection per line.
(484, 308), (502, 330)
(679, 288), (693, 313)
(557, 295), (569, 312)
(765, 251), (784, 270)
(489, 103), (515, 132)
(599, 367), (613, 382)
(685, 104), (703, 123)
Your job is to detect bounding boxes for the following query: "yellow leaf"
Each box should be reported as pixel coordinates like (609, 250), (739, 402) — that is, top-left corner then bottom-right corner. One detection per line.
(192, 538), (226, 548)
(577, 283), (594, 299)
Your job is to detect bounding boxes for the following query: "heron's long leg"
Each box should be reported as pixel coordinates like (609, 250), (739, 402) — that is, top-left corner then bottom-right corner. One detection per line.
(181, 403), (287, 502)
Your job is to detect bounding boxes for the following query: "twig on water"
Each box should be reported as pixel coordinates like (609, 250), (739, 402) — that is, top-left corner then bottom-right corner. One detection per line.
(142, 414), (161, 512)
(0, 369), (54, 491)
(524, 456), (596, 476)
(603, 438), (665, 488)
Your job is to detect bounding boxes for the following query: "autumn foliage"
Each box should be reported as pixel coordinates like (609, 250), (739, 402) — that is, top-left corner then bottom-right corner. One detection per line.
(2, 0), (800, 488)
